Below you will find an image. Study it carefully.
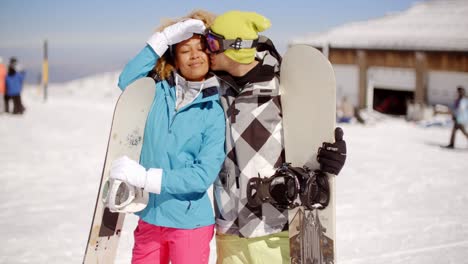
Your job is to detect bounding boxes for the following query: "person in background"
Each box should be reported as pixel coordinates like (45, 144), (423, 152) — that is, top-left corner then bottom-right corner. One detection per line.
(206, 10), (347, 263)
(445, 86), (468, 149)
(110, 10), (226, 264)
(5, 57), (26, 114)
(0, 57), (6, 114)
(337, 96), (355, 123)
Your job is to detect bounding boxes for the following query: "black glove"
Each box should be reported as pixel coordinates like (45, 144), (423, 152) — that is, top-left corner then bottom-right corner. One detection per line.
(317, 127), (347, 175)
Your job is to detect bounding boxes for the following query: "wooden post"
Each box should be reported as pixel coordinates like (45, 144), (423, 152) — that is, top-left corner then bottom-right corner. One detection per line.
(414, 51), (427, 104)
(357, 50), (368, 108)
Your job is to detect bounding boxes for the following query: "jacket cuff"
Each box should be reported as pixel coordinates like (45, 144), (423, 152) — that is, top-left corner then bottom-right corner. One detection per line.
(147, 32), (168, 57)
(144, 168), (163, 194)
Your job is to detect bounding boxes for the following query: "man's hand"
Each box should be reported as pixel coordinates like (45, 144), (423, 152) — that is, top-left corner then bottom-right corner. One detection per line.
(317, 127), (347, 175)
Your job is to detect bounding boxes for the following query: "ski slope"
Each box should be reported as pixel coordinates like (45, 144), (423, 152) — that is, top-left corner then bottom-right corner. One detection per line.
(0, 73), (467, 263)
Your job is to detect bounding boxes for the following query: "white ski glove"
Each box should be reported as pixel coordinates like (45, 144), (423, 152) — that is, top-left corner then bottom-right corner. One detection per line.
(147, 19), (206, 56)
(109, 156), (163, 194)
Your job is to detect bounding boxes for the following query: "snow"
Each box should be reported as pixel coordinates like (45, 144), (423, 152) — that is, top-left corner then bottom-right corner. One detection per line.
(1, 73), (467, 263)
(292, 0), (468, 52)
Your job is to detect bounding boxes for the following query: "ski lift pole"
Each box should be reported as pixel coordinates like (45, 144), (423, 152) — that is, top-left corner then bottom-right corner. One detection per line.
(42, 39), (48, 102)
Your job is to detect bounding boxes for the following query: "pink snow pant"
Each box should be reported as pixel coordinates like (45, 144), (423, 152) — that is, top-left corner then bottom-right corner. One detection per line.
(132, 219), (214, 264)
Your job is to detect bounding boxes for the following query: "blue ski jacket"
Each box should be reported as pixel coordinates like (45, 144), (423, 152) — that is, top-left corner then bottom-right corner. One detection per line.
(118, 45), (226, 229)
(6, 71), (26, 96)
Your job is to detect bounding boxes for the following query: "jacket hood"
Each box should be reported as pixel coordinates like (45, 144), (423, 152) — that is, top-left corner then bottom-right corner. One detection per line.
(174, 72), (219, 94)
(170, 72), (220, 111)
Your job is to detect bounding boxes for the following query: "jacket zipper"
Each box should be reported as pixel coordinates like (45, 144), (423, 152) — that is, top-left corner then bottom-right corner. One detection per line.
(168, 83), (207, 133)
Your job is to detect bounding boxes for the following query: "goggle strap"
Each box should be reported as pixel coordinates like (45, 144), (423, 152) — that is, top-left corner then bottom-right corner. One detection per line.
(223, 38), (259, 50)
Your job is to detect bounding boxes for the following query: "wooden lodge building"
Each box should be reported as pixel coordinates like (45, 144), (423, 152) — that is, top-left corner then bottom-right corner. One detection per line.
(292, 0), (468, 115)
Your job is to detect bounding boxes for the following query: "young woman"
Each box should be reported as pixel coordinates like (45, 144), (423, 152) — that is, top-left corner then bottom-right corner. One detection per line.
(111, 11), (225, 264)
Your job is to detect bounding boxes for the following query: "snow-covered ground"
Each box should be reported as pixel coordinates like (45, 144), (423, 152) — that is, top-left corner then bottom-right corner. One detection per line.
(0, 74), (467, 263)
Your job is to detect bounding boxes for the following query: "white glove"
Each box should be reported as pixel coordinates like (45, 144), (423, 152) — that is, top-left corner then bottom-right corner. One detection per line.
(109, 156), (163, 194)
(110, 156), (147, 189)
(147, 19), (206, 56)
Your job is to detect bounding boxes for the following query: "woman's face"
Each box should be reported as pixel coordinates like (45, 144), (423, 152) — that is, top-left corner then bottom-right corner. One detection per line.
(174, 35), (209, 82)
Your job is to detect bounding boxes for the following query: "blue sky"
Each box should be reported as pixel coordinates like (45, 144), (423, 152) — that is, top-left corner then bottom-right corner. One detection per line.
(0, 0), (419, 82)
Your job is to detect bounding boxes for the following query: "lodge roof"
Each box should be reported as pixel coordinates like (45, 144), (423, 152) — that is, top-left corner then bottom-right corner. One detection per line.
(292, 0), (468, 52)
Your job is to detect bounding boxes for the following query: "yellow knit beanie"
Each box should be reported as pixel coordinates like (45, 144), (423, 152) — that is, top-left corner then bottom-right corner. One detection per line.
(211, 11), (271, 64)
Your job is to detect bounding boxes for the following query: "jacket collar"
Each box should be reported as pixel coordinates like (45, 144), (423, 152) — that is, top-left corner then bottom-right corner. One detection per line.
(163, 72), (220, 112)
(174, 72), (220, 97)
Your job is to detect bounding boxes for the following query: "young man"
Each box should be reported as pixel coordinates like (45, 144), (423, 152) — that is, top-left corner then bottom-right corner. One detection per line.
(445, 86), (468, 149)
(206, 11), (347, 263)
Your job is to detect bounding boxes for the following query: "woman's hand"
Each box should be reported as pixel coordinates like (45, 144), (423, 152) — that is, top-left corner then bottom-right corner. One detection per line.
(147, 19), (206, 56)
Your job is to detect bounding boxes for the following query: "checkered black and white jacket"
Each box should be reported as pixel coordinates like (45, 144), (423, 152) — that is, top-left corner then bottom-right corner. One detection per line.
(213, 37), (288, 238)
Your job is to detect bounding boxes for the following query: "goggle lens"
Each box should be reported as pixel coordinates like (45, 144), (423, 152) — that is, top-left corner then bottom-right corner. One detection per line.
(206, 33), (222, 53)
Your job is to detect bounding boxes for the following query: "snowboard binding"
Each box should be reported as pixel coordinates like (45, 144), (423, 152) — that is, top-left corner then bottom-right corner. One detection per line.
(246, 165), (300, 209)
(246, 163), (330, 210)
(299, 168), (330, 210)
(102, 179), (149, 213)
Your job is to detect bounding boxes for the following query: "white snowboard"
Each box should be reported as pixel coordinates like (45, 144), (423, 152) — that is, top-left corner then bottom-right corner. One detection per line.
(280, 45), (337, 264)
(83, 77), (155, 264)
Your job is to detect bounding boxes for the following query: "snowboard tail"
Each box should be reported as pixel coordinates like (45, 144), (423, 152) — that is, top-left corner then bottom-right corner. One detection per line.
(83, 78), (155, 263)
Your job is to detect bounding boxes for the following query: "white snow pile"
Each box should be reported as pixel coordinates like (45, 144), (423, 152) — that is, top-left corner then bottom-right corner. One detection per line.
(46, 71), (121, 101)
(1, 73), (467, 263)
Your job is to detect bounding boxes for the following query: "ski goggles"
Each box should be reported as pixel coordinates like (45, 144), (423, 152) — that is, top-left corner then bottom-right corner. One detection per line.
(205, 29), (259, 54)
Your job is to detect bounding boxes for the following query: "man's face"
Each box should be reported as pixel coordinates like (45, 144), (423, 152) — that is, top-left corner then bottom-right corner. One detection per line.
(208, 52), (231, 71)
